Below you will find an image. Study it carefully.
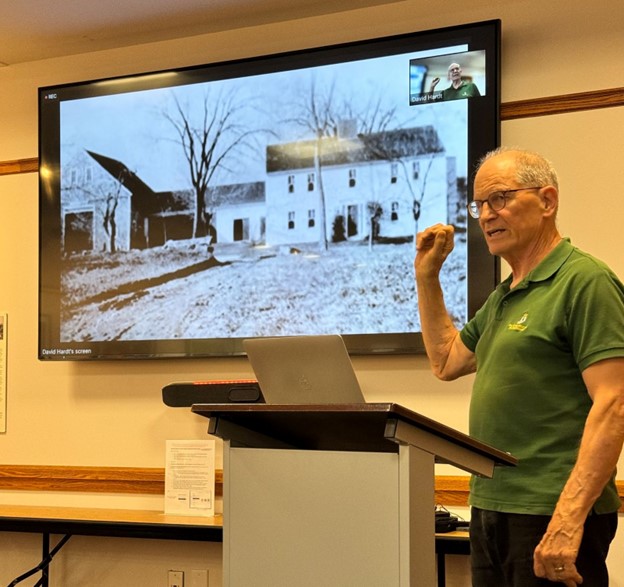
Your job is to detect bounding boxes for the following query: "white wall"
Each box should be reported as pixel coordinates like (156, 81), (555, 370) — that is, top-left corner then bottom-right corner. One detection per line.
(1, 1), (623, 585)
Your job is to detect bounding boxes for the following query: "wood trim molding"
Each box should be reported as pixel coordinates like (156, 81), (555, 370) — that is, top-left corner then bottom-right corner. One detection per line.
(434, 475), (470, 506)
(436, 476), (624, 513)
(1, 87), (622, 178)
(0, 465), (223, 497)
(0, 157), (38, 176)
(1, 466), (622, 512)
(0, 465), (168, 495)
(501, 87), (624, 120)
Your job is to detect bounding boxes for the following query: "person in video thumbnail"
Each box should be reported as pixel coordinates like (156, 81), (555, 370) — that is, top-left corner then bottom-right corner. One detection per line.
(415, 148), (624, 587)
(429, 62), (481, 100)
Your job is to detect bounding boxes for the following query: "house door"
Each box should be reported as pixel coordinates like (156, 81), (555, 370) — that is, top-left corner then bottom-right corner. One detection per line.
(347, 204), (359, 238)
(64, 211), (93, 253)
(233, 218), (250, 241)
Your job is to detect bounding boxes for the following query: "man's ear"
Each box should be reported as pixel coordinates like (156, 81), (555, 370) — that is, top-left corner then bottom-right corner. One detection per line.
(541, 185), (558, 215)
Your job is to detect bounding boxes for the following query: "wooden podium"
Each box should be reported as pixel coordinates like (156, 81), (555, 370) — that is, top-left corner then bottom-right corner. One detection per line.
(192, 403), (516, 587)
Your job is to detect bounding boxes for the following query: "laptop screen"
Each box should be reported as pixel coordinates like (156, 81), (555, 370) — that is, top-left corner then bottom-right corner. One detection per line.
(243, 335), (365, 404)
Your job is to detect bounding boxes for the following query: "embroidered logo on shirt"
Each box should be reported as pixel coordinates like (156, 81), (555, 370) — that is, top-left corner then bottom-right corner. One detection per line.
(508, 312), (528, 332)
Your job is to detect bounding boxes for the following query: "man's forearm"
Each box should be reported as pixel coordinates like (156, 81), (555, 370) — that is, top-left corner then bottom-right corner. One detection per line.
(414, 224), (476, 380)
(552, 390), (624, 525)
(416, 273), (474, 380)
(535, 370), (624, 578)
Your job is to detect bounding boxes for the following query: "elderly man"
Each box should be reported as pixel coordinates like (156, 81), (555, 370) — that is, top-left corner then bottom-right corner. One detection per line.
(429, 62), (481, 100)
(415, 147), (624, 586)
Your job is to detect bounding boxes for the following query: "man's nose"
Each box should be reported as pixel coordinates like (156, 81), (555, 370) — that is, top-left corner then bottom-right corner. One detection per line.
(480, 200), (498, 220)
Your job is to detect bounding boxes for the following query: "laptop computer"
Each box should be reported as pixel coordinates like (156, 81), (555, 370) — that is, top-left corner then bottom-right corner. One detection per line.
(243, 334), (366, 404)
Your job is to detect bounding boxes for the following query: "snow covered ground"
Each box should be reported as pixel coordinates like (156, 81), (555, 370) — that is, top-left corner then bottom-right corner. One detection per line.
(60, 239), (467, 342)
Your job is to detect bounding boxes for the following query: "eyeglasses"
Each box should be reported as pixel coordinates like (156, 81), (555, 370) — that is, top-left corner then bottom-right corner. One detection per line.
(467, 187), (543, 219)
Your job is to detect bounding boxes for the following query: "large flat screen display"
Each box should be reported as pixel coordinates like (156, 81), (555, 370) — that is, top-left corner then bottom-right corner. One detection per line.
(38, 20), (501, 360)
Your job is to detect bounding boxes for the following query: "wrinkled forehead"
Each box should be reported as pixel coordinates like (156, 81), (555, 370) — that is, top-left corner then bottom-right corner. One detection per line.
(474, 154), (519, 193)
(448, 63), (461, 72)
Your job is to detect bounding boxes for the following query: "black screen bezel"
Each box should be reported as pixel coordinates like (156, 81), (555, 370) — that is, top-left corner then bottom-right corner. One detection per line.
(38, 19), (501, 360)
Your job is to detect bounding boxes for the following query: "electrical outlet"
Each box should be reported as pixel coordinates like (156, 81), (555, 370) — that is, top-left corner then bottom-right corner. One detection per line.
(190, 569), (209, 587)
(168, 570), (184, 587)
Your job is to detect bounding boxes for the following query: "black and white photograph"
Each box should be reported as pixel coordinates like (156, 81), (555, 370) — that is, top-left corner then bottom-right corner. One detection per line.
(40, 37), (482, 358)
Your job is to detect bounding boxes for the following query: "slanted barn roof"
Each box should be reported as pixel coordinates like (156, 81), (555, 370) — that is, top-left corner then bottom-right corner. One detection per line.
(87, 150), (154, 195)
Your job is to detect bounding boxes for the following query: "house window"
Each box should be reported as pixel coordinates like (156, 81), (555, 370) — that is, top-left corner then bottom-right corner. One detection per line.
(308, 209), (315, 228)
(348, 169), (356, 188)
(288, 175), (295, 193)
(390, 163), (398, 184)
(288, 211), (295, 230)
(85, 166), (93, 183)
(413, 161), (420, 180)
(307, 173), (315, 191)
(391, 202), (399, 221)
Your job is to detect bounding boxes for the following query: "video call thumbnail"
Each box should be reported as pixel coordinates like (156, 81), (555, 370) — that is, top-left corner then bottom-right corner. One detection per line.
(410, 50), (486, 105)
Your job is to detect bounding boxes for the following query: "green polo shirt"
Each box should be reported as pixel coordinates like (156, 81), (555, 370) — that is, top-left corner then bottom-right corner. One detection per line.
(442, 81), (481, 101)
(460, 238), (624, 514)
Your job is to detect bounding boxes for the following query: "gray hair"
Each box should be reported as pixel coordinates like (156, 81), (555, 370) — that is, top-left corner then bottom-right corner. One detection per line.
(477, 147), (559, 190)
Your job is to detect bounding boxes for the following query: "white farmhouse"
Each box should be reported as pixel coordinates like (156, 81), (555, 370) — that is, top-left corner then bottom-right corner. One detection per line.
(264, 125), (454, 247)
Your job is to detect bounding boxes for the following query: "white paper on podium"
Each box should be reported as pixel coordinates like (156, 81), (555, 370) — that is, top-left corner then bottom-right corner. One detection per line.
(165, 439), (216, 516)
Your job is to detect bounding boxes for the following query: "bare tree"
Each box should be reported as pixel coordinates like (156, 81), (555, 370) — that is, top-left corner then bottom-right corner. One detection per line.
(75, 165), (128, 253)
(163, 89), (264, 239)
(401, 154), (437, 239)
(101, 177), (124, 253)
(358, 130), (442, 240)
(287, 77), (401, 251)
(287, 78), (338, 250)
(366, 201), (383, 251)
(353, 94), (398, 136)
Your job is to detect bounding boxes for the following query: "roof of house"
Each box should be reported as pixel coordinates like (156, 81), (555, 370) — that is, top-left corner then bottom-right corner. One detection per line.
(87, 150), (155, 196)
(90, 146), (266, 210)
(160, 182), (266, 213)
(266, 125), (444, 173)
(206, 181), (266, 206)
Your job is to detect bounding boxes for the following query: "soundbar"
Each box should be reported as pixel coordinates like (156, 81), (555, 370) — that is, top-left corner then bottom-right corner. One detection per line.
(162, 379), (264, 407)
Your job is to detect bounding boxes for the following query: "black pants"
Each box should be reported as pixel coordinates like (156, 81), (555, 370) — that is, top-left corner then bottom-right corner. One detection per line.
(470, 507), (617, 587)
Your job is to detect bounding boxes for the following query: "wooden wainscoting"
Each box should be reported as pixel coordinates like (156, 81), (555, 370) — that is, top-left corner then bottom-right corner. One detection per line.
(0, 465), (221, 497)
(1, 466), (623, 512)
(500, 87), (624, 120)
(0, 157), (38, 176)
